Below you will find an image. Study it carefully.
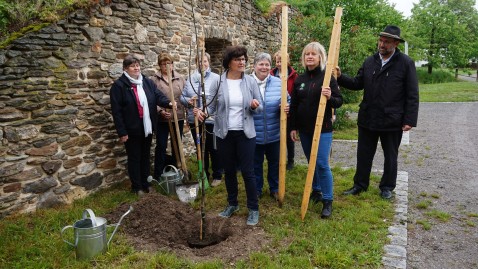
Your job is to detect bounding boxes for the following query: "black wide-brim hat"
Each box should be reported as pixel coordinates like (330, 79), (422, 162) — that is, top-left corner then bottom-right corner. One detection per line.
(379, 25), (405, 42)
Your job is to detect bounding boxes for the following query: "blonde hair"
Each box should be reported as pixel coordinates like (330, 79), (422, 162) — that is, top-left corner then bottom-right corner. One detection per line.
(301, 42), (327, 70)
(158, 53), (173, 65)
(273, 50), (290, 64)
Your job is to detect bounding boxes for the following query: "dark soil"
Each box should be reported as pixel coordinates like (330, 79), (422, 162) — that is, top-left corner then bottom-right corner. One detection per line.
(105, 193), (270, 264)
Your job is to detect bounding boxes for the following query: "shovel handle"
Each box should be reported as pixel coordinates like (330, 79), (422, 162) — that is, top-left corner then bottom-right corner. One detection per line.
(107, 206), (133, 246)
(60, 225), (75, 247)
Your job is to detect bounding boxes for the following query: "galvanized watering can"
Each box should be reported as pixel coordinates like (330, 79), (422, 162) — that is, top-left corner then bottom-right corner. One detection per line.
(159, 165), (183, 194)
(61, 206), (133, 260)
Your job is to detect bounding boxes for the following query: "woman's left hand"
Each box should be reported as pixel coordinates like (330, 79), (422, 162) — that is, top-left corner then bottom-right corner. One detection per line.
(322, 87), (331, 100)
(250, 99), (259, 109)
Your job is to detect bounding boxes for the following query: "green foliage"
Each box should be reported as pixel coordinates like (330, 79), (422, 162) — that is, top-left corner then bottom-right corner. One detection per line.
(416, 67), (457, 84)
(0, 0), (11, 34)
(0, 0), (93, 42)
(408, 0), (478, 72)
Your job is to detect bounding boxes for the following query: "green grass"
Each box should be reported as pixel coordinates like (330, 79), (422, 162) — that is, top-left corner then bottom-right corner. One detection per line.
(0, 165), (393, 269)
(416, 219), (432, 230)
(415, 200), (432, 210)
(425, 209), (451, 222)
(419, 81), (478, 102)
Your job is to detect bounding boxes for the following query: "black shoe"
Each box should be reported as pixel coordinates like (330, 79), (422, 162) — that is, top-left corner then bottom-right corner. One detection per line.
(310, 190), (323, 204)
(343, 186), (364, 196)
(321, 200), (333, 218)
(286, 161), (294, 170)
(380, 190), (392, 199)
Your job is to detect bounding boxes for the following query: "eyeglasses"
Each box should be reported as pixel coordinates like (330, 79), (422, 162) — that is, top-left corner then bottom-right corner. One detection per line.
(160, 62), (172, 66)
(233, 57), (247, 62)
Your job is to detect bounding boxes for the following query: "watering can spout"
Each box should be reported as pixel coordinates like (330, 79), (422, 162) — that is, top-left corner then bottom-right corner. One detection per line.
(107, 206), (133, 246)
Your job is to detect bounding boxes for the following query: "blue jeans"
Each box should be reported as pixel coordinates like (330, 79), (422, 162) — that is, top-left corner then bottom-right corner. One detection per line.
(299, 131), (334, 200)
(254, 141), (279, 195)
(154, 120), (184, 179)
(217, 131), (258, 211)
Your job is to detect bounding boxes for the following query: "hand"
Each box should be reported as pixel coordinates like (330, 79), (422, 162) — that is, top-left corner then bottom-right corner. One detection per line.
(160, 110), (172, 120)
(194, 107), (206, 122)
(169, 102), (177, 110)
(284, 104), (290, 114)
(290, 130), (298, 142)
(189, 96), (197, 107)
(402, 125), (412, 131)
(334, 66), (341, 78)
(119, 135), (128, 143)
(250, 99), (259, 109)
(321, 87), (331, 100)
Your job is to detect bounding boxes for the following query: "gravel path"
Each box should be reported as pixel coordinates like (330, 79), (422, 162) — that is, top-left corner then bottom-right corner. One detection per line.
(294, 102), (478, 269)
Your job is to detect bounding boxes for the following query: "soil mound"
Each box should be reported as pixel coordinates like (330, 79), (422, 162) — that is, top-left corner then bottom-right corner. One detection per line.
(105, 193), (271, 263)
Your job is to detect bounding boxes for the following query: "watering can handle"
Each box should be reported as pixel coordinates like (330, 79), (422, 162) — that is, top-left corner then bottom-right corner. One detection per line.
(163, 165), (178, 174)
(60, 225), (76, 247)
(82, 208), (97, 227)
(107, 206), (133, 246)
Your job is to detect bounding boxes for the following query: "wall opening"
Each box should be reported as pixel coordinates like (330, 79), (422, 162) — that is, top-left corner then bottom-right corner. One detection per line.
(205, 38), (231, 74)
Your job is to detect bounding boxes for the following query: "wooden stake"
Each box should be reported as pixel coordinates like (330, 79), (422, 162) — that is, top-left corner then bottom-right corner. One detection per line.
(300, 7), (342, 221)
(166, 64), (188, 177)
(278, 5), (288, 207)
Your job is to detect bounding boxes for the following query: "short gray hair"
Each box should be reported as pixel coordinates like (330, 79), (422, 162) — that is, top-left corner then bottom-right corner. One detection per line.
(253, 52), (272, 66)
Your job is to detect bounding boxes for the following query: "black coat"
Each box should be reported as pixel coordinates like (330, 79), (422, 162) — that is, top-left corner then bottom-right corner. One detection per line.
(110, 74), (171, 137)
(289, 67), (343, 134)
(337, 49), (419, 131)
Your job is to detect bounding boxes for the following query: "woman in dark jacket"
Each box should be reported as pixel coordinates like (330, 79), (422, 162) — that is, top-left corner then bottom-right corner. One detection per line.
(289, 42), (343, 218)
(110, 54), (172, 196)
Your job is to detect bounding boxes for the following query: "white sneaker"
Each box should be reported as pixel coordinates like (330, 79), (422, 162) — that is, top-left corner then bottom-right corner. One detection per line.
(211, 179), (222, 187)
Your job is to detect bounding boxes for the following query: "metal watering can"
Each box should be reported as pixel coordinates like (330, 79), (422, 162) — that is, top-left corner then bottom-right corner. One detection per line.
(61, 206), (133, 260)
(159, 165), (183, 194)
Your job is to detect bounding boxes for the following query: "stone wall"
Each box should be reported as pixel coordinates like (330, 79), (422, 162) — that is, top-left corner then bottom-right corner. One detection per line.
(0, 0), (281, 218)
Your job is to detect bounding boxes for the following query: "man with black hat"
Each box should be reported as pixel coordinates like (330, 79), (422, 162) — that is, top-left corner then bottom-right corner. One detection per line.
(335, 25), (419, 199)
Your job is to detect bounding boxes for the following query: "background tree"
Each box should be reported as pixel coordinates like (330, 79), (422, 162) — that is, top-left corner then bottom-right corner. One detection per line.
(409, 0), (478, 74)
(285, 0), (403, 102)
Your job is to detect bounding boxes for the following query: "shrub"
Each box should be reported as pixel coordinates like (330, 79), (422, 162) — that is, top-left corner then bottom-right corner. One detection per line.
(416, 67), (457, 84)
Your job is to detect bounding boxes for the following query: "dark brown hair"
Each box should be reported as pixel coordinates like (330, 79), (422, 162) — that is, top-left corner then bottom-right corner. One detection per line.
(122, 54), (141, 69)
(222, 46), (248, 69)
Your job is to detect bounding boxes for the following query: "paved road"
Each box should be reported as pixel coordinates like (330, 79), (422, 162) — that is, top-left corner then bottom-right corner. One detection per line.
(458, 74), (477, 82)
(294, 102), (478, 268)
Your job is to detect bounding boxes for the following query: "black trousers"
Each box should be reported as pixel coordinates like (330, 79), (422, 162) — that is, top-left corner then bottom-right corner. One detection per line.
(217, 131), (258, 211)
(124, 134), (153, 192)
(286, 117), (295, 162)
(353, 126), (403, 191)
(190, 122), (223, 180)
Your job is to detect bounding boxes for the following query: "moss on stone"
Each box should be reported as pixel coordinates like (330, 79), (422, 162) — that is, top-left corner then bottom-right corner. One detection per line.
(0, 23), (51, 49)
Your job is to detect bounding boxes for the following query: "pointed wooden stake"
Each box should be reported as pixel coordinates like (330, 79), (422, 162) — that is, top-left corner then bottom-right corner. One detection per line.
(278, 4), (289, 207)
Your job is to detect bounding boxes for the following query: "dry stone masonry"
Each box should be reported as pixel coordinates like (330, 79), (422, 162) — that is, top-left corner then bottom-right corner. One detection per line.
(0, 0), (281, 218)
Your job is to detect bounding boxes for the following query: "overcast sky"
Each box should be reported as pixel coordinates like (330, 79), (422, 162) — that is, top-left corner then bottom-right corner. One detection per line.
(387, 0), (478, 17)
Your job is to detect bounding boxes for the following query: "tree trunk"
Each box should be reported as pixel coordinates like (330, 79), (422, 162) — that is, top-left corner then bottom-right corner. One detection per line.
(427, 26), (435, 74)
